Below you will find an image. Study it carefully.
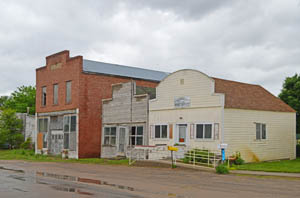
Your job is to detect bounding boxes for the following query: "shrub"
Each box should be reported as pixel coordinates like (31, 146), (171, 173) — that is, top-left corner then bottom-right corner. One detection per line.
(182, 157), (190, 164)
(216, 164), (229, 174)
(231, 151), (245, 165)
(20, 137), (32, 150)
(234, 157), (245, 165)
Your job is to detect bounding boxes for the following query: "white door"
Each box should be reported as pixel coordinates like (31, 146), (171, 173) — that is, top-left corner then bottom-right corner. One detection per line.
(177, 124), (187, 144)
(50, 130), (64, 154)
(118, 127), (126, 154)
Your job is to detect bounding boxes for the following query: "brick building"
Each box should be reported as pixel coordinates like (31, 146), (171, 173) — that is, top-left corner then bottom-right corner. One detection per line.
(35, 50), (168, 158)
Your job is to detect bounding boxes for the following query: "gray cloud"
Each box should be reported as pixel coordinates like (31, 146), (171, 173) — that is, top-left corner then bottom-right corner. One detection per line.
(0, 0), (300, 96)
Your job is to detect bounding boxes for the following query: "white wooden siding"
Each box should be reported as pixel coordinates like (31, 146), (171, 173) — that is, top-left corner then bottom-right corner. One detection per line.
(224, 109), (296, 162)
(149, 70), (224, 149)
(150, 70), (223, 110)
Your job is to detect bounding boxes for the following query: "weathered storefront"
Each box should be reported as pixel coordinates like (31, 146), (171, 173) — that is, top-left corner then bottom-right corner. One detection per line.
(36, 110), (78, 158)
(101, 81), (154, 158)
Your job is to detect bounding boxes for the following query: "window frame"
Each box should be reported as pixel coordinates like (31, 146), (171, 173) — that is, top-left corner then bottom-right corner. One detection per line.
(38, 117), (49, 133)
(195, 123), (214, 140)
(103, 126), (117, 146)
(63, 114), (77, 150)
(129, 126), (144, 146)
(255, 123), (267, 140)
(38, 117), (49, 148)
(154, 124), (168, 139)
(42, 86), (47, 106)
(66, 81), (72, 104)
(53, 84), (58, 105)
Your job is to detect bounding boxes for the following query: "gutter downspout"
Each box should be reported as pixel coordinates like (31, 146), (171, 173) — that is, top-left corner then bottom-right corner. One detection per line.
(221, 94), (225, 144)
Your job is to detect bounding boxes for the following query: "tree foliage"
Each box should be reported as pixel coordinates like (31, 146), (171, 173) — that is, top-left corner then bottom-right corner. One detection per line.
(279, 74), (300, 133)
(2, 86), (36, 115)
(0, 96), (8, 108)
(0, 109), (24, 149)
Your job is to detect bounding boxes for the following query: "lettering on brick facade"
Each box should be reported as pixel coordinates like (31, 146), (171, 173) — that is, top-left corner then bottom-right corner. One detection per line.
(50, 63), (62, 71)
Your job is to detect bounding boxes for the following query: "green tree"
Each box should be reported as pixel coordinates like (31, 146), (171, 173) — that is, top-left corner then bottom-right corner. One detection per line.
(0, 109), (24, 149)
(3, 86), (36, 115)
(279, 74), (300, 133)
(0, 96), (8, 108)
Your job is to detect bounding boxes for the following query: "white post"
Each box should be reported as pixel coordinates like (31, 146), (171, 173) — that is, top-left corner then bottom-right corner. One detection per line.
(208, 151), (210, 167)
(193, 150), (195, 167)
(213, 154), (216, 168)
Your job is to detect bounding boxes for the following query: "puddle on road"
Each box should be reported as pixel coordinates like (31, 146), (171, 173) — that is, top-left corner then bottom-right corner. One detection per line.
(37, 171), (184, 197)
(37, 171), (135, 191)
(12, 188), (28, 192)
(52, 185), (94, 196)
(8, 175), (26, 181)
(0, 166), (185, 198)
(0, 166), (24, 173)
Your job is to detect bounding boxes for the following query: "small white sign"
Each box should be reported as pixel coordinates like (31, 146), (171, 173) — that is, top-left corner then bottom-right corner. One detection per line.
(174, 96), (190, 108)
(218, 143), (228, 149)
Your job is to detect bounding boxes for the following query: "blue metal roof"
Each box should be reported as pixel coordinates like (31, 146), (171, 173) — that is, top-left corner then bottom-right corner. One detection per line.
(83, 59), (169, 82)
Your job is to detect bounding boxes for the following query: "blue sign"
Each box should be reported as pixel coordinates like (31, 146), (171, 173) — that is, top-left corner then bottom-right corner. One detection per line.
(221, 148), (225, 161)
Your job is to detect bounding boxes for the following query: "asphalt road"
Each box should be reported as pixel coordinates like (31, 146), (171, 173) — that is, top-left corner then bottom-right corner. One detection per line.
(0, 160), (300, 198)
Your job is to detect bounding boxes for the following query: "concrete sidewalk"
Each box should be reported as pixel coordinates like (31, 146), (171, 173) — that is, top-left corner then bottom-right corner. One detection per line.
(147, 159), (300, 178)
(231, 170), (300, 178)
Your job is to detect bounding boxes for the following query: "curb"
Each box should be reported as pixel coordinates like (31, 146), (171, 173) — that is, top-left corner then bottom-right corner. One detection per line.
(231, 170), (300, 178)
(138, 160), (216, 172)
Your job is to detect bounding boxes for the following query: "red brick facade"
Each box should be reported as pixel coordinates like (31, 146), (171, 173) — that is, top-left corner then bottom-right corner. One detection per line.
(36, 50), (158, 158)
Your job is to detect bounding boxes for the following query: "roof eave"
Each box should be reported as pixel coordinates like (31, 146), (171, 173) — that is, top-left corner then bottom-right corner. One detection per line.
(82, 70), (162, 82)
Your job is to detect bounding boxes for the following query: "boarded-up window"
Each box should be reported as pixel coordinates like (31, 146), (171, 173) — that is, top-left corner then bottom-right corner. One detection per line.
(66, 81), (72, 104)
(42, 86), (47, 106)
(37, 133), (43, 149)
(38, 118), (49, 149)
(169, 124), (173, 139)
(53, 84), (58, 105)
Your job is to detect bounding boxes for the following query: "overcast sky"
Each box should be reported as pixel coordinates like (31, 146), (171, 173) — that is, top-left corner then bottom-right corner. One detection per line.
(1, 0), (300, 96)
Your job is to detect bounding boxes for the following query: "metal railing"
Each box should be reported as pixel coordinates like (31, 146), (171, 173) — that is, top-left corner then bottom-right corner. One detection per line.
(177, 148), (222, 168)
(127, 146), (222, 168)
